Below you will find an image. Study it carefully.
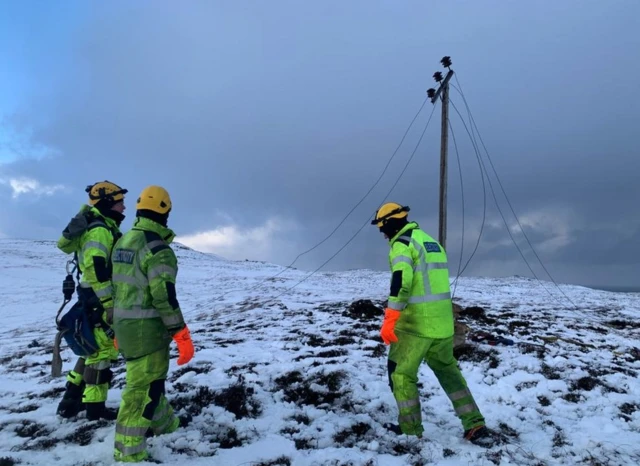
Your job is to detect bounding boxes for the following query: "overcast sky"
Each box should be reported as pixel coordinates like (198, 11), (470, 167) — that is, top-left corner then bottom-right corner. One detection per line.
(1, 0), (639, 290)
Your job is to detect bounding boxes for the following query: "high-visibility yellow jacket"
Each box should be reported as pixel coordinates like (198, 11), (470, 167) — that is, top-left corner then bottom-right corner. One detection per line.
(57, 205), (121, 308)
(387, 222), (454, 339)
(111, 217), (185, 359)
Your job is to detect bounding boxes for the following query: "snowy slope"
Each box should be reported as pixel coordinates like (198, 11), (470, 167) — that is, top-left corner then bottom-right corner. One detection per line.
(0, 238), (639, 465)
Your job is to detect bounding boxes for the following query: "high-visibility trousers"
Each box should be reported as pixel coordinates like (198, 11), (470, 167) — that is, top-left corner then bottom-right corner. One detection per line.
(114, 346), (179, 463)
(388, 332), (485, 436)
(66, 326), (118, 403)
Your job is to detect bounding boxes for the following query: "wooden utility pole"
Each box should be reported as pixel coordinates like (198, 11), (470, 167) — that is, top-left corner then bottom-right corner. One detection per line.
(428, 62), (454, 249)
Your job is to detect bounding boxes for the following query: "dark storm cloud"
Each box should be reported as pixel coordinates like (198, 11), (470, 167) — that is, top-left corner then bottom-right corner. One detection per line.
(2, 0), (639, 288)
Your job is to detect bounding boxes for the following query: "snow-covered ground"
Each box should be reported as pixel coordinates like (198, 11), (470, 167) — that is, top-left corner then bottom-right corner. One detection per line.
(1, 238), (639, 465)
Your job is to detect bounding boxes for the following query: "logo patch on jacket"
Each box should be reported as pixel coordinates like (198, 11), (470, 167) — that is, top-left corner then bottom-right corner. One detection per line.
(424, 242), (441, 253)
(113, 249), (136, 264)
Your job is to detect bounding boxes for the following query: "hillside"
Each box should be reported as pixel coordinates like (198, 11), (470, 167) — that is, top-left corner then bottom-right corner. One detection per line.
(0, 238), (639, 465)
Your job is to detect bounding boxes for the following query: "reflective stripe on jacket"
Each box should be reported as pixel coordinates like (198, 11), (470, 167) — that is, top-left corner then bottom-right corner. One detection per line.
(111, 217), (185, 359)
(57, 205), (121, 308)
(387, 222), (454, 339)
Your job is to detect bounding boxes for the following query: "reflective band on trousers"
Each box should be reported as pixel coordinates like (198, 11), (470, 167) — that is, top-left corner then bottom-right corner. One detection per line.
(116, 424), (149, 437)
(154, 416), (174, 435)
(115, 440), (147, 456)
(455, 402), (479, 416)
(153, 404), (169, 422)
(397, 398), (420, 409)
(114, 307), (160, 319)
(398, 412), (422, 424)
(87, 360), (111, 370)
(448, 388), (472, 402)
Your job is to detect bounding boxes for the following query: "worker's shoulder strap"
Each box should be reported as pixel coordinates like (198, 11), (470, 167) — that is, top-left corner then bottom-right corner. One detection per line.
(87, 213), (122, 239)
(86, 215), (107, 231)
(141, 229), (171, 255)
(395, 228), (416, 247)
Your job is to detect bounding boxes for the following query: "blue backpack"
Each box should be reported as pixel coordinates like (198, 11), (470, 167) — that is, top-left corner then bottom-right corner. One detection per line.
(57, 300), (100, 357)
(52, 208), (113, 376)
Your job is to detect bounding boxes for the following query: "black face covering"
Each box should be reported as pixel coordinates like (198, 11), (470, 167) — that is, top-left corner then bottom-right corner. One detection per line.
(379, 217), (408, 239)
(94, 199), (126, 226)
(137, 209), (169, 227)
(103, 210), (126, 227)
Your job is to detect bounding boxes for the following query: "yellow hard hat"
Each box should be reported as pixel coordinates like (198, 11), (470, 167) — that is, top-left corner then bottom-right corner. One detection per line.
(136, 186), (172, 214)
(371, 202), (410, 228)
(85, 181), (127, 206)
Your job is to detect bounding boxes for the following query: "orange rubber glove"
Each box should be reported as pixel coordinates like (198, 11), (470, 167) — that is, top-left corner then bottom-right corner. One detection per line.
(380, 308), (401, 345)
(113, 337), (118, 350)
(172, 326), (195, 365)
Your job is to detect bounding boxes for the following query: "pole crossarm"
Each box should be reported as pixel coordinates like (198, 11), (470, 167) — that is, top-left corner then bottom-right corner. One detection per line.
(430, 69), (454, 104)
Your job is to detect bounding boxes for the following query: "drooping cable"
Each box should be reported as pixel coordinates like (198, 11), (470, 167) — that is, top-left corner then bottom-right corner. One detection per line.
(452, 76), (578, 309)
(260, 105), (438, 307)
(448, 97), (563, 306)
(447, 118), (466, 300)
(197, 96), (432, 307)
(449, 100), (488, 293)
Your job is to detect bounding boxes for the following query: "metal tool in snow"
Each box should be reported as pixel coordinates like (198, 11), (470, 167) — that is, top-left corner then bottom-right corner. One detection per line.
(51, 258), (78, 377)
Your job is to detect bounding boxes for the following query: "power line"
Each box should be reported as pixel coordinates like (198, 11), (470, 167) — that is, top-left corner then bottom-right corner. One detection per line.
(193, 67), (579, 322)
(451, 76), (578, 309)
(448, 96), (563, 306)
(449, 79), (610, 328)
(449, 97), (488, 293)
(449, 113), (488, 293)
(283, 95), (432, 268)
(260, 104), (438, 307)
(219, 104), (438, 314)
(447, 118), (465, 300)
(189, 96), (433, 310)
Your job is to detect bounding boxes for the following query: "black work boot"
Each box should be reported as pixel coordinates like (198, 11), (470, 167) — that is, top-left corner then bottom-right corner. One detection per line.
(383, 423), (403, 435)
(463, 425), (498, 447)
(57, 382), (86, 418)
(383, 423), (423, 439)
(86, 402), (118, 421)
(178, 413), (193, 428)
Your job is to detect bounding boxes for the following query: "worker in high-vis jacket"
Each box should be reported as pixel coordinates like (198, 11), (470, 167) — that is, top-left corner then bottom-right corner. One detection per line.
(371, 202), (493, 446)
(111, 185), (194, 463)
(56, 181), (127, 421)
